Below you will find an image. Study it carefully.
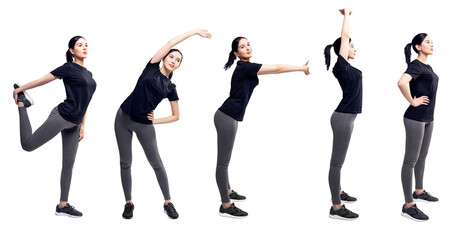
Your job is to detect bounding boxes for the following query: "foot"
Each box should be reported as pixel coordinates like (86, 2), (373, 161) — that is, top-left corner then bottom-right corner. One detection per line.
(401, 204), (429, 222)
(219, 203), (248, 219)
(14, 83), (34, 108)
(329, 205), (358, 220)
(340, 191), (357, 203)
(55, 203), (83, 218)
(413, 190), (438, 202)
(122, 202), (134, 219)
(164, 202), (179, 219)
(229, 190), (246, 202)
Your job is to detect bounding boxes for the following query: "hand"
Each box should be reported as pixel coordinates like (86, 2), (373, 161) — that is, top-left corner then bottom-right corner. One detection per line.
(79, 125), (85, 141)
(303, 61), (310, 75)
(339, 8), (352, 15)
(147, 111), (155, 123)
(13, 89), (20, 104)
(411, 96), (429, 107)
(195, 28), (212, 39)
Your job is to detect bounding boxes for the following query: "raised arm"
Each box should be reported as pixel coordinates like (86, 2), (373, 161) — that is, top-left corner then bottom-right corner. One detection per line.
(338, 8), (352, 60)
(397, 73), (429, 107)
(257, 61), (310, 75)
(147, 100), (180, 124)
(150, 28), (212, 64)
(13, 73), (57, 104)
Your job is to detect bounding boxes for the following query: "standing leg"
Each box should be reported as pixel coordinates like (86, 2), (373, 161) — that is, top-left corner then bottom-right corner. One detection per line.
(328, 112), (356, 205)
(115, 109), (134, 201)
(401, 118), (425, 203)
(214, 110), (238, 204)
(59, 124), (80, 202)
(414, 121), (434, 190)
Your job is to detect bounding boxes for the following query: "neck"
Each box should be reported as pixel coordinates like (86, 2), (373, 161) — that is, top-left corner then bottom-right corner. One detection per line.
(160, 66), (171, 78)
(417, 53), (428, 64)
(239, 57), (250, 62)
(73, 58), (85, 66)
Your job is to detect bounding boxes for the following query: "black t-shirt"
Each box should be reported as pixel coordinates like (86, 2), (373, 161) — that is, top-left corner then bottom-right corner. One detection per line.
(219, 61), (262, 121)
(333, 56), (363, 114)
(403, 60), (439, 122)
(120, 61), (179, 124)
(50, 62), (97, 124)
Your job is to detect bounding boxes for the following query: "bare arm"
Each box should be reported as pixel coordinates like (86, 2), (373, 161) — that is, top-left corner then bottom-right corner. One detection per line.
(257, 61), (310, 75)
(397, 73), (429, 107)
(147, 100), (180, 124)
(13, 73), (57, 103)
(150, 28), (212, 64)
(338, 8), (352, 60)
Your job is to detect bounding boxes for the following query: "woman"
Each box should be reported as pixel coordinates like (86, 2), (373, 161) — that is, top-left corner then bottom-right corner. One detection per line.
(398, 33), (439, 222)
(323, 8), (361, 220)
(216, 36), (310, 218)
(13, 36), (96, 218)
(115, 28), (211, 220)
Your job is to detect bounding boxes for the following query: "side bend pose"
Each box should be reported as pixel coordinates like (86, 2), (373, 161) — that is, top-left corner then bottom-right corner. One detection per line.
(13, 36), (96, 217)
(323, 8), (361, 221)
(116, 28), (211, 219)
(216, 36), (310, 218)
(398, 33), (439, 222)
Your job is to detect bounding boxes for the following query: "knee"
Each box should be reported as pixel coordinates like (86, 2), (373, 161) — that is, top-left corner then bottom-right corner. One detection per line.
(21, 142), (36, 152)
(120, 161), (132, 169)
(149, 160), (163, 170)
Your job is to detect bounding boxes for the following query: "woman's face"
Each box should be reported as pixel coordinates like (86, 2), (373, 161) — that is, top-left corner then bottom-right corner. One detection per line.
(69, 38), (88, 60)
(234, 38), (252, 60)
(163, 51), (182, 73)
(348, 41), (356, 59)
(416, 35), (434, 55)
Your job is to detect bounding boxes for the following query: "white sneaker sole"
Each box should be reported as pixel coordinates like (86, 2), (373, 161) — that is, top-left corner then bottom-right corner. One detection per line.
(341, 200), (356, 204)
(401, 212), (428, 222)
(230, 199), (245, 202)
(413, 198), (438, 203)
(219, 213), (248, 219)
(329, 214), (358, 221)
(55, 212), (82, 218)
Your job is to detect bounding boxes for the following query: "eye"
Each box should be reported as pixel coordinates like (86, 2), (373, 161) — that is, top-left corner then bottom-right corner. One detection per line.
(176, 59), (181, 63)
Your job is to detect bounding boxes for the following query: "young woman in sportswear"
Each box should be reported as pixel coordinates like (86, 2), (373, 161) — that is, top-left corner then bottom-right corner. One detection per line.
(216, 36), (310, 218)
(398, 33), (439, 222)
(12, 36), (96, 218)
(323, 8), (361, 221)
(115, 28), (211, 220)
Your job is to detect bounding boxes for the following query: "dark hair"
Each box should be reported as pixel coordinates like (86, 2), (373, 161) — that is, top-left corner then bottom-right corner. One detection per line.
(66, 36), (85, 62)
(324, 37), (351, 70)
(163, 49), (183, 80)
(224, 36), (246, 70)
(404, 33), (428, 65)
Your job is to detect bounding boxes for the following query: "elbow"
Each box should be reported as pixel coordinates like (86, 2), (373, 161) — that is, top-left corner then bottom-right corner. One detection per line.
(274, 65), (283, 74)
(174, 114), (180, 122)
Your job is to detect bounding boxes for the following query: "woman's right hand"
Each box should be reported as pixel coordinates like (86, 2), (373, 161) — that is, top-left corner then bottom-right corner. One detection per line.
(303, 61), (310, 75)
(411, 96), (429, 107)
(339, 8), (352, 15)
(195, 28), (212, 39)
(13, 88), (20, 104)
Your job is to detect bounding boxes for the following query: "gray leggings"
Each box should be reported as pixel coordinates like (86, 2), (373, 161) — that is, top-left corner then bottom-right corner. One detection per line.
(19, 107), (80, 202)
(329, 111), (357, 205)
(401, 118), (434, 203)
(214, 110), (237, 203)
(114, 108), (170, 201)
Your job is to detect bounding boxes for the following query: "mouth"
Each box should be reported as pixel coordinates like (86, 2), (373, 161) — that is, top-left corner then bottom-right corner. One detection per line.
(169, 64), (174, 68)
(247, 51), (251, 55)
(83, 52), (87, 55)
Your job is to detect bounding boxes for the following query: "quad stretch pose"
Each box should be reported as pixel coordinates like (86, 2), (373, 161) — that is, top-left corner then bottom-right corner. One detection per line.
(324, 8), (361, 220)
(115, 29), (211, 219)
(13, 36), (96, 217)
(216, 36), (310, 218)
(398, 33), (439, 222)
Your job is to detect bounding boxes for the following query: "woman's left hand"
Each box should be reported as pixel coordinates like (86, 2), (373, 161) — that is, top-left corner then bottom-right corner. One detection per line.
(147, 111), (155, 123)
(303, 61), (310, 75)
(79, 125), (85, 141)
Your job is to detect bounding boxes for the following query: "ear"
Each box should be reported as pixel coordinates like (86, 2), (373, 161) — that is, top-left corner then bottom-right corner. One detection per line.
(233, 51), (239, 58)
(69, 48), (75, 57)
(415, 44), (421, 52)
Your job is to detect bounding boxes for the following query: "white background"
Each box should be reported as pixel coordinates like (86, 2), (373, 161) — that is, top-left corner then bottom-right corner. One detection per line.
(0, 0), (469, 239)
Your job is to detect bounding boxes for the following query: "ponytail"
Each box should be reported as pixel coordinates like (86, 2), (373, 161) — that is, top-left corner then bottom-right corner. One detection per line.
(404, 43), (412, 65)
(224, 36), (246, 71)
(66, 35), (85, 62)
(324, 44), (333, 70)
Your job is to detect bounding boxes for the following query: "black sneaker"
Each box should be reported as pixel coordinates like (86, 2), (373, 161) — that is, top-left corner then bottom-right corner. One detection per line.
(14, 83), (34, 108)
(164, 202), (179, 219)
(229, 190), (246, 202)
(122, 203), (134, 219)
(401, 204), (429, 222)
(219, 203), (248, 219)
(340, 191), (357, 203)
(329, 205), (359, 220)
(413, 190), (439, 202)
(55, 203), (83, 218)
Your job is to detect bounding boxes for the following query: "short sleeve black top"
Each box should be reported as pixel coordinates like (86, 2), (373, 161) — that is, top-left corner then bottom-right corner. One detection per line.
(219, 61), (262, 121)
(403, 60), (439, 122)
(50, 62), (97, 124)
(120, 61), (179, 124)
(333, 56), (363, 114)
